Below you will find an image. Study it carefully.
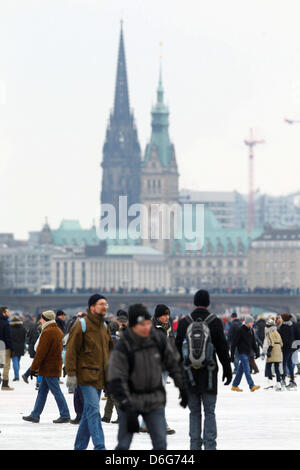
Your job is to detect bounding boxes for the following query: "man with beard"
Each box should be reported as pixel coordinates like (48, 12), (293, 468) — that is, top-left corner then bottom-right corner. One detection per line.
(65, 294), (113, 450)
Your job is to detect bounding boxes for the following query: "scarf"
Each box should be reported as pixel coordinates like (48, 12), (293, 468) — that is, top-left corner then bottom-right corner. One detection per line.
(41, 319), (56, 332)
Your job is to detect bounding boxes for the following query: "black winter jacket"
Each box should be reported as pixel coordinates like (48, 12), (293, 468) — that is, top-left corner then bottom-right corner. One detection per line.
(10, 319), (26, 357)
(175, 308), (231, 395)
(228, 319), (242, 345)
(0, 313), (13, 351)
(230, 324), (259, 358)
(278, 321), (295, 354)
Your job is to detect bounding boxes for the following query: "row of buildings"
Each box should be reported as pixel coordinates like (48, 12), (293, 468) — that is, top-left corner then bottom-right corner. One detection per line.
(1, 217), (300, 293)
(2, 23), (300, 294)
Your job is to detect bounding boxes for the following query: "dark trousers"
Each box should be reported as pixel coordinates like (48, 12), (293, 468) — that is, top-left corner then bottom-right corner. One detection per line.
(116, 408), (166, 450)
(265, 362), (281, 382)
(187, 390), (217, 450)
(282, 352), (294, 381)
(103, 394), (119, 421)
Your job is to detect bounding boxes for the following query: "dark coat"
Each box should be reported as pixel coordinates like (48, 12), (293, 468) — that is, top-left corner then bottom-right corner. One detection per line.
(255, 318), (266, 344)
(31, 322), (64, 377)
(230, 324), (259, 358)
(10, 318), (26, 357)
(0, 313), (14, 351)
(56, 317), (66, 334)
(107, 326), (184, 414)
(27, 322), (40, 358)
(175, 308), (231, 395)
(227, 319), (242, 345)
(278, 321), (295, 354)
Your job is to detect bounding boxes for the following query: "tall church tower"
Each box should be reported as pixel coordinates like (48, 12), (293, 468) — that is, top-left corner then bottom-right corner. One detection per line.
(141, 64), (179, 254)
(100, 22), (141, 229)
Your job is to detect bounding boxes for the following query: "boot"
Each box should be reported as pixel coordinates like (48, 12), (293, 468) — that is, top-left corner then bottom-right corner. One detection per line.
(231, 386), (243, 392)
(264, 379), (273, 390)
(287, 380), (297, 391)
(1, 380), (14, 391)
(275, 382), (283, 391)
(250, 385), (260, 392)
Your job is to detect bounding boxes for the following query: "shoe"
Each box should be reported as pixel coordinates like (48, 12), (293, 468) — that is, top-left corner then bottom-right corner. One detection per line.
(101, 417), (110, 423)
(231, 386), (243, 392)
(287, 381), (297, 390)
(1, 380), (14, 390)
(167, 428), (176, 435)
(53, 417), (70, 423)
(70, 417), (81, 424)
(13, 378), (19, 381)
(111, 419), (119, 424)
(139, 427), (149, 433)
(250, 385), (260, 392)
(22, 374), (29, 384)
(22, 415), (39, 423)
(101, 397), (107, 401)
(264, 379), (273, 390)
(275, 382), (283, 391)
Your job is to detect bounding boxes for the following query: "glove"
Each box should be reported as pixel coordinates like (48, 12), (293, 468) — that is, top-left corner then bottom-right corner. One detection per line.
(66, 375), (77, 390)
(266, 346), (273, 358)
(222, 365), (233, 386)
(30, 370), (39, 380)
(179, 388), (189, 408)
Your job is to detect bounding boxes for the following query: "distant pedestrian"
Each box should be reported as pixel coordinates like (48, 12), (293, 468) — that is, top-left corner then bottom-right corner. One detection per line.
(56, 310), (67, 334)
(278, 313), (297, 390)
(22, 310), (70, 423)
(227, 312), (242, 373)
(10, 314), (26, 381)
(231, 316), (260, 392)
(0, 306), (14, 390)
(263, 317), (283, 391)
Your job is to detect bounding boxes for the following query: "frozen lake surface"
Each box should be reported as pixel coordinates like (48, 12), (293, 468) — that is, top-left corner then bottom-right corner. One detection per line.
(1, 353), (300, 450)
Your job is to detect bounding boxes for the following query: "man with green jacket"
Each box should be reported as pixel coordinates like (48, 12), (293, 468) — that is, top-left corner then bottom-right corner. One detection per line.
(65, 294), (113, 450)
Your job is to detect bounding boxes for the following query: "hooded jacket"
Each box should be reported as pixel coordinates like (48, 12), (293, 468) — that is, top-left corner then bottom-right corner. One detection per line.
(9, 316), (26, 357)
(107, 326), (184, 414)
(264, 326), (283, 363)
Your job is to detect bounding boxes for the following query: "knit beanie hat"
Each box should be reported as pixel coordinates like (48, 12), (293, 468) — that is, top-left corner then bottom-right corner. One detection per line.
(116, 309), (128, 323)
(194, 289), (210, 307)
(41, 310), (56, 321)
(128, 304), (152, 328)
(88, 294), (107, 308)
(231, 312), (238, 319)
(154, 304), (170, 319)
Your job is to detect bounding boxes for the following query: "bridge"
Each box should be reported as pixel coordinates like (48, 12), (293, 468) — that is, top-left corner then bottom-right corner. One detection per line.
(1, 293), (300, 316)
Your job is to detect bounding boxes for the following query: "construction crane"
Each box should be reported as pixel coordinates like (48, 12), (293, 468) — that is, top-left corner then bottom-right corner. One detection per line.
(244, 128), (265, 234)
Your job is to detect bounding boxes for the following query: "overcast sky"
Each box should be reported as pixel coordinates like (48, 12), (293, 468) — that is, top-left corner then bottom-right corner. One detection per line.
(1, 0), (300, 238)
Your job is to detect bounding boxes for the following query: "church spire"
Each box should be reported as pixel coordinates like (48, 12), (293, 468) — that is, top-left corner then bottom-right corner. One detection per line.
(113, 20), (130, 121)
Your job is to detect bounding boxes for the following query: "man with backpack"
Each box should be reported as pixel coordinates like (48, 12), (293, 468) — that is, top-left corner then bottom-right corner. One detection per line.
(175, 289), (232, 450)
(65, 294), (113, 450)
(107, 303), (188, 450)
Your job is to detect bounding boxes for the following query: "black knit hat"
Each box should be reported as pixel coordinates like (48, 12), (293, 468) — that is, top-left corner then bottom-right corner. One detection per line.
(154, 304), (170, 319)
(128, 304), (151, 328)
(194, 289), (210, 307)
(88, 294), (107, 308)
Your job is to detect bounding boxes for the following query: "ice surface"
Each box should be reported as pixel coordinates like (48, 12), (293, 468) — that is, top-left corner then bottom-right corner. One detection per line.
(1, 354), (300, 450)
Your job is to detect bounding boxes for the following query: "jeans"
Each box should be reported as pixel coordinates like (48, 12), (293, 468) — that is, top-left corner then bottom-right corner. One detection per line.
(187, 391), (217, 450)
(116, 408), (167, 450)
(12, 355), (21, 379)
(74, 386), (105, 450)
(282, 352), (294, 381)
(232, 353), (254, 389)
(30, 376), (70, 420)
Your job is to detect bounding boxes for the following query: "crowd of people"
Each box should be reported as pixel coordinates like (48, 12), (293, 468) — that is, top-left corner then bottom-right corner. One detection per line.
(0, 292), (300, 450)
